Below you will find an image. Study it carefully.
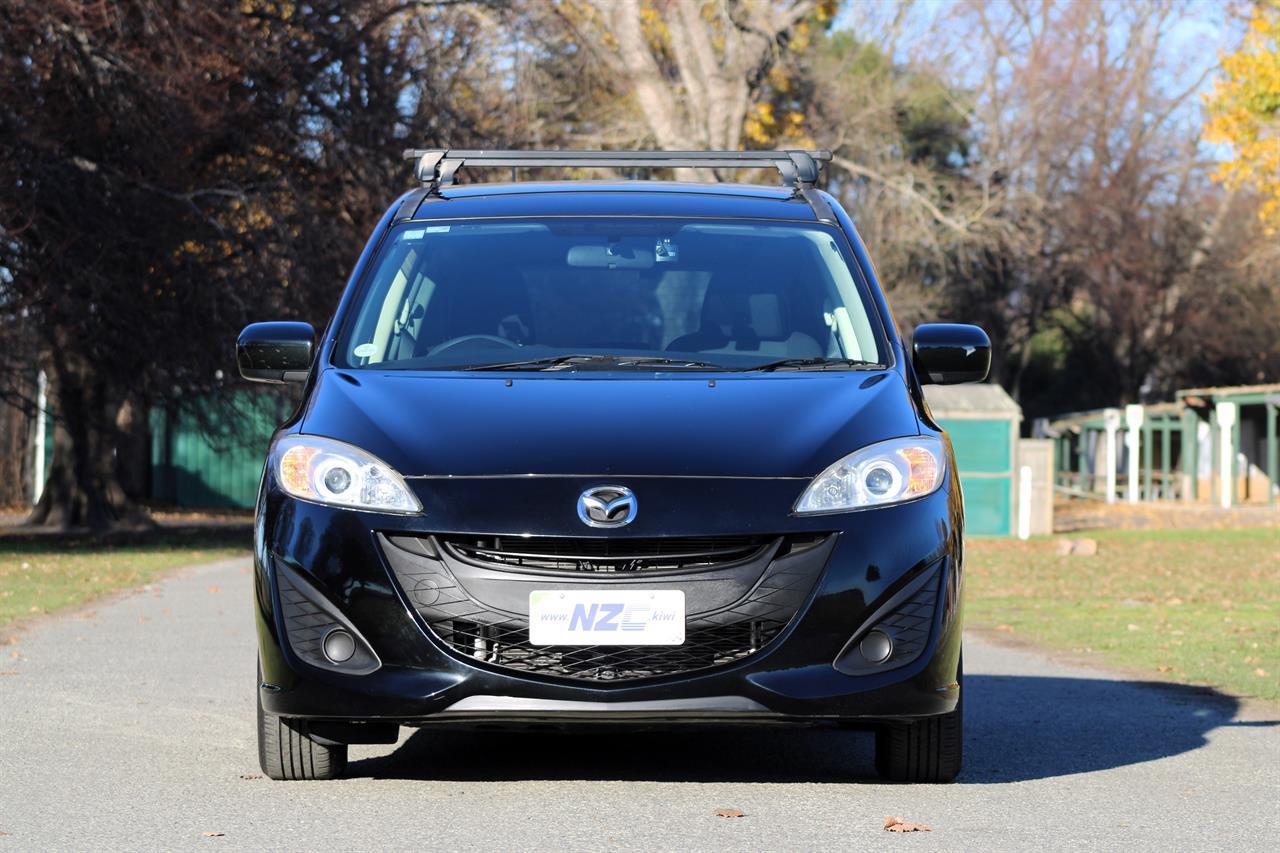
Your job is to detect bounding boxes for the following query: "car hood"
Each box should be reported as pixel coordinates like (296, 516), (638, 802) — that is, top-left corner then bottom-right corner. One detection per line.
(299, 368), (920, 479)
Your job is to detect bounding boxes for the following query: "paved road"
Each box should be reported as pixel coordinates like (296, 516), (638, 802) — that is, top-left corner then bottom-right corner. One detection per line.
(2, 558), (1277, 851)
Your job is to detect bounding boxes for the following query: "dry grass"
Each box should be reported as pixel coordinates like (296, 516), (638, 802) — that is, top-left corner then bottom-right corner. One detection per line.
(967, 528), (1280, 702)
(0, 530), (248, 628)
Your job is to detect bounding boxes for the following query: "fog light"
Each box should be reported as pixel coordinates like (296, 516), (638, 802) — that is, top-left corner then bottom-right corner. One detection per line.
(859, 629), (893, 663)
(322, 629), (356, 663)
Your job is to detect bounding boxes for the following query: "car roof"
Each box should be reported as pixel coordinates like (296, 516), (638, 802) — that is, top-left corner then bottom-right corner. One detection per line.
(405, 181), (824, 222)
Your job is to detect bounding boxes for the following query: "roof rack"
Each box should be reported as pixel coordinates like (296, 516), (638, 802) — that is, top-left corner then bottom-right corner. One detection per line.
(401, 148), (832, 194)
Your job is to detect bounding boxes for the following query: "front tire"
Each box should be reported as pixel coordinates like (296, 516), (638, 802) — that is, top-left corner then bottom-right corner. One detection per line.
(874, 658), (963, 783)
(257, 692), (348, 781)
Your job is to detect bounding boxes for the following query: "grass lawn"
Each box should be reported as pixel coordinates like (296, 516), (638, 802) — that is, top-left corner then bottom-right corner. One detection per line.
(966, 527), (1280, 702)
(0, 530), (248, 629)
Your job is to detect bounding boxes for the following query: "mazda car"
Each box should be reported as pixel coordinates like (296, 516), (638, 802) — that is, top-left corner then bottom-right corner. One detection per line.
(237, 148), (990, 782)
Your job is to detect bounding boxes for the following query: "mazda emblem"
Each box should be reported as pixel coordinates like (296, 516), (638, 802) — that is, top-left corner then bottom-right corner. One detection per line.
(577, 485), (637, 528)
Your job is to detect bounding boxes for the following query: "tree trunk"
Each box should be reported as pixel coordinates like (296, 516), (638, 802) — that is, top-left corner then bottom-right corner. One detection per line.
(115, 395), (152, 503)
(0, 395), (34, 508)
(24, 364), (151, 531)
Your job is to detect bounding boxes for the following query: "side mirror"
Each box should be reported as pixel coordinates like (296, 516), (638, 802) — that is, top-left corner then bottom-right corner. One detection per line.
(236, 321), (316, 383)
(912, 323), (991, 385)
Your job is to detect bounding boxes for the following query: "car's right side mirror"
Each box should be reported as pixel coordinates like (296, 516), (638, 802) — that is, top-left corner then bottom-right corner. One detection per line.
(912, 323), (991, 385)
(236, 321), (316, 383)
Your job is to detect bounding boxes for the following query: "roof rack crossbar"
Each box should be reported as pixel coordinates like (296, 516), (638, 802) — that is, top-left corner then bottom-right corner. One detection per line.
(401, 148), (832, 193)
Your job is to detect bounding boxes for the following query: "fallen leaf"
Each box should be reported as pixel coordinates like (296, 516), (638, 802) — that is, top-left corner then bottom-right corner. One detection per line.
(1156, 665), (1173, 672)
(1255, 668), (1269, 678)
(714, 808), (746, 818)
(207, 586), (222, 593)
(1, 637), (17, 646)
(884, 816), (931, 833)
(201, 831), (225, 837)
(239, 774), (262, 780)
(994, 624), (1014, 632)
(0, 671), (18, 676)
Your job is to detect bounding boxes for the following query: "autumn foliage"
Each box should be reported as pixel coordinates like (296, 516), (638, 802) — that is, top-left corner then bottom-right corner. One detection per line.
(0, 0), (1276, 527)
(1204, 0), (1280, 232)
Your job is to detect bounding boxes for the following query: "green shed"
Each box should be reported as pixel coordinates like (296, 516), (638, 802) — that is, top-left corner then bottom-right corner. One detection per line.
(149, 392), (291, 509)
(924, 384), (1022, 536)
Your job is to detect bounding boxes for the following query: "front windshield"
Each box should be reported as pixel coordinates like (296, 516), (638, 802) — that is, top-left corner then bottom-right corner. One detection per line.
(335, 218), (886, 371)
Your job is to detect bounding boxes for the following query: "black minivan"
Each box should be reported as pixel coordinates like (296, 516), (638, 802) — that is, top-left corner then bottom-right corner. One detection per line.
(238, 149), (990, 783)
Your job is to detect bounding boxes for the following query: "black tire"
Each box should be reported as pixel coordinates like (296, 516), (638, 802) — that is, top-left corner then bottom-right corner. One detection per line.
(257, 692), (348, 781)
(874, 658), (963, 783)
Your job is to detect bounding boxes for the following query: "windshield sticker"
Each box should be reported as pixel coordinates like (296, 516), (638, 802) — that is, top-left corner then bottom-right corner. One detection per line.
(352, 343), (377, 358)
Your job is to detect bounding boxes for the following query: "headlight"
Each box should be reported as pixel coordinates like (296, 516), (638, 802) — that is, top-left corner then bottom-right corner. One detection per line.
(273, 435), (421, 514)
(794, 436), (945, 514)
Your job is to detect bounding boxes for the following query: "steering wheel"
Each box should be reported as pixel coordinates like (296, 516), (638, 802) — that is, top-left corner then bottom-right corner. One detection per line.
(429, 334), (521, 356)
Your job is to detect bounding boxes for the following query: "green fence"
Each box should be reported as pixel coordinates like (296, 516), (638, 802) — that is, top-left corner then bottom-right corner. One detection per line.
(149, 393), (291, 509)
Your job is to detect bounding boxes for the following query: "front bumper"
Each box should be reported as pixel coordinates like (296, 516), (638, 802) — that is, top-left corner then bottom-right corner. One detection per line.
(255, 474), (965, 727)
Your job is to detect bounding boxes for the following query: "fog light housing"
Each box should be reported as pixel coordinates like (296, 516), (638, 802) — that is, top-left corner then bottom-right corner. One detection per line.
(859, 629), (893, 663)
(322, 628), (356, 663)
(833, 562), (943, 677)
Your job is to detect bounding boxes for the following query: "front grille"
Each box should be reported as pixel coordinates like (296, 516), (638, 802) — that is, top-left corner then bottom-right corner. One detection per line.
(436, 619), (786, 682)
(381, 531), (833, 685)
(439, 533), (771, 573)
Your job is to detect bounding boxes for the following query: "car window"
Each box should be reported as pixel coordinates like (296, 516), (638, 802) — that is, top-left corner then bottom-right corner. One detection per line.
(336, 218), (886, 370)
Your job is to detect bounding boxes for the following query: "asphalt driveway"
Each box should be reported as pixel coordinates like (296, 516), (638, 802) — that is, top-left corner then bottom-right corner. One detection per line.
(1, 557), (1277, 850)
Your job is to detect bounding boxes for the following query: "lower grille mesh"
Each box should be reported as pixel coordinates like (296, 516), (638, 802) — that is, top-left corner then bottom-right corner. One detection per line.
(278, 571), (338, 668)
(436, 618), (786, 682)
(381, 532), (832, 685)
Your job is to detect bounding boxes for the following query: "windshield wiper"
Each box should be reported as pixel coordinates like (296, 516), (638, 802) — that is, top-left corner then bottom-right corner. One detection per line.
(741, 357), (883, 372)
(464, 354), (724, 371)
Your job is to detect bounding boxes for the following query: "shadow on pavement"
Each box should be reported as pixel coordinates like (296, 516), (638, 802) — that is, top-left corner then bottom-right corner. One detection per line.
(349, 674), (1275, 784)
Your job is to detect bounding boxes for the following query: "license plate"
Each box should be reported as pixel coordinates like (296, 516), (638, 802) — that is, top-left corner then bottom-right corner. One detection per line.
(528, 590), (685, 646)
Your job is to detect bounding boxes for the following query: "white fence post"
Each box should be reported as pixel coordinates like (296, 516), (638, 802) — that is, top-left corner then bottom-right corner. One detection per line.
(1216, 401), (1236, 509)
(1017, 465), (1032, 540)
(1103, 408), (1120, 504)
(33, 369), (47, 505)
(1125, 404), (1144, 503)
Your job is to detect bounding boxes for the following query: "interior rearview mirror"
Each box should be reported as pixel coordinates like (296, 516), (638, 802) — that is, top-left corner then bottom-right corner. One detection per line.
(912, 323), (991, 385)
(236, 321), (316, 384)
(566, 244), (655, 269)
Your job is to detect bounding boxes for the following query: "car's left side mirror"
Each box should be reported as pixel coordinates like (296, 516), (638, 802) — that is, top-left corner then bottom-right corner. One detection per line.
(912, 323), (991, 385)
(236, 321), (316, 383)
